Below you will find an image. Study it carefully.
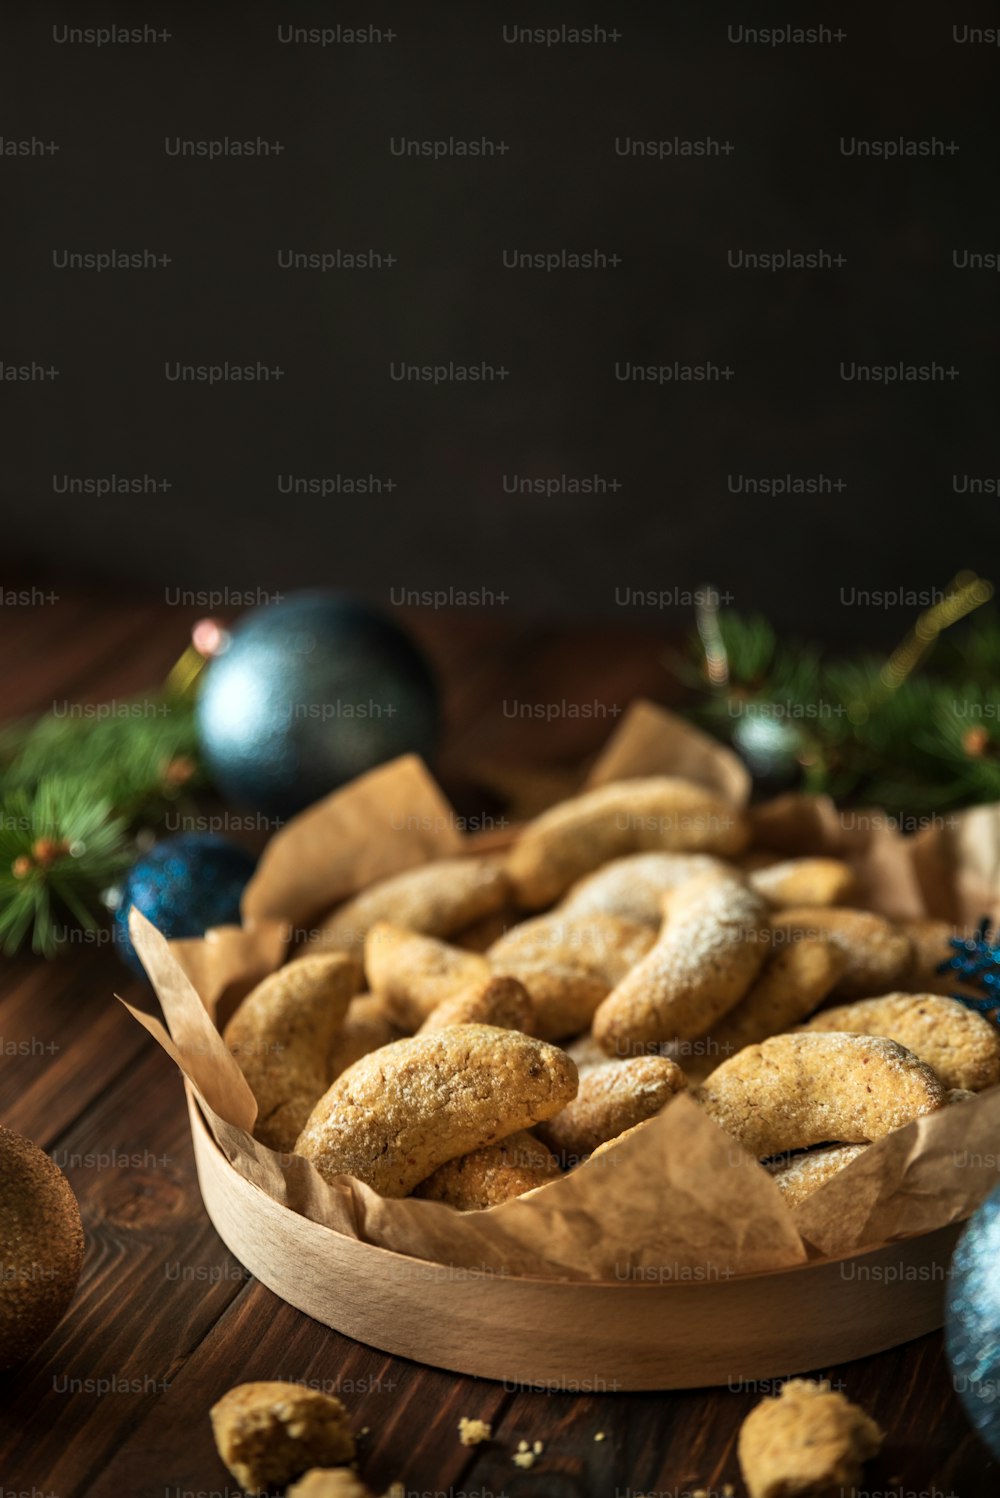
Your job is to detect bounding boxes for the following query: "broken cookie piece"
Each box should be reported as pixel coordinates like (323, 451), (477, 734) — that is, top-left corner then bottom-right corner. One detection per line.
(737, 1378), (883, 1498)
(210, 1381), (355, 1494)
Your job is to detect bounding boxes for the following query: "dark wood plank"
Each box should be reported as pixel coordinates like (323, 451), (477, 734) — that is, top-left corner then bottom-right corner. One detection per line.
(0, 951), (150, 1148)
(85, 1280), (514, 1498)
(0, 1044), (251, 1497)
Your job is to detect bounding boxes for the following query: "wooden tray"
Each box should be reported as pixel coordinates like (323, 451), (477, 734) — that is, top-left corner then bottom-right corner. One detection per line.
(187, 1088), (962, 1391)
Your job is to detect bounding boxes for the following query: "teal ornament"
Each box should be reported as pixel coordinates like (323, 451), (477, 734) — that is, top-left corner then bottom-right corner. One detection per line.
(945, 1184), (1000, 1459)
(195, 591), (438, 818)
(114, 833), (256, 977)
(731, 710), (803, 796)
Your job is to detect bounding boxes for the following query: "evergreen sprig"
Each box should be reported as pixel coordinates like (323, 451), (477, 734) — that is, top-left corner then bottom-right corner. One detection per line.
(687, 606), (1000, 815)
(0, 692), (202, 957)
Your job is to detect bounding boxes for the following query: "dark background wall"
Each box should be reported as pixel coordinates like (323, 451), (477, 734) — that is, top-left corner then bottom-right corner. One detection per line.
(3, 3), (998, 642)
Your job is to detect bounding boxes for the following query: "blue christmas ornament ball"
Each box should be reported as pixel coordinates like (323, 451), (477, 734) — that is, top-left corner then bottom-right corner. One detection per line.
(114, 834), (256, 977)
(946, 1184), (1000, 1458)
(195, 591), (438, 818)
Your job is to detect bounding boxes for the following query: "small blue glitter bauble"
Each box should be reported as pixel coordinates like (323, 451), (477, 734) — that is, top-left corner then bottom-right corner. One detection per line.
(195, 591), (438, 819)
(114, 833), (256, 977)
(946, 1185), (1000, 1458)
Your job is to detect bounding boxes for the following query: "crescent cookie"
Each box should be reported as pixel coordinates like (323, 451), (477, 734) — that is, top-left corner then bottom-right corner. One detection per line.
(768, 907), (912, 1000)
(738, 1379), (883, 1498)
(593, 874), (770, 1054)
(210, 1382), (355, 1494)
(798, 992), (1000, 1093)
(536, 1055), (687, 1163)
(295, 1025), (578, 1197)
(557, 851), (731, 926)
(223, 953), (362, 1152)
(506, 775), (749, 908)
(327, 993), (402, 1081)
(697, 1032), (946, 1157)
(363, 923), (490, 1030)
(312, 856), (510, 957)
(748, 857), (856, 908)
(898, 917), (964, 994)
(488, 914), (655, 1041)
(765, 1144), (869, 1206)
(681, 936), (847, 1082)
(418, 975), (536, 1035)
(413, 1130), (561, 1209)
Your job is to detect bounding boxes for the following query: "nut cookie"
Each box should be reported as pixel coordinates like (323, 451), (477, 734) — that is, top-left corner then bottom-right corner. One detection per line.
(364, 923), (490, 1030)
(765, 1143), (868, 1206)
(769, 906), (912, 1000)
(210, 1382), (355, 1494)
(798, 991), (1000, 1092)
(506, 775), (749, 908)
(748, 856), (855, 908)
(295, 1025), (578, 1197)
(593, 874), (769, 1054)
(536, 1055), (686, 1162)
(697, 1031), (946, 1157)
(489, 913), (655, 1040)
(328, 993), (402, 1081)
(224, 954), (362, 1152)
(418, 974), (536, 1035)
(558, 851), (731, 926)
(681, 936), (847, 1082)
(898, 916), (964, 994)
(738, 1378), (883, 1498)
(313, 856), (510, 957)
(414, 1129), (561, 1209)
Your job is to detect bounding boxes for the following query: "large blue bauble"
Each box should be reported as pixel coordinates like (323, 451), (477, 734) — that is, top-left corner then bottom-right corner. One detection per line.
(946, 1185), (1000, 1458)
(114, 833), (256, 977)
(195, 591), (438, 818)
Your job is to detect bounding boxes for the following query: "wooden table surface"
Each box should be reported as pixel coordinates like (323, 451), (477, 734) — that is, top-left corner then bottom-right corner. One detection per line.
(0, 584), (995, 1498)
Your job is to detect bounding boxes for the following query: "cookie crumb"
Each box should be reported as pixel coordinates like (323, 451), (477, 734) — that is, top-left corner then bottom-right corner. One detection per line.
(593, 1431), (606, 1442)
(458, 1417), (492, 1447)
(533, 1439), (544, 1454)
(513, 1450), (536, 1469)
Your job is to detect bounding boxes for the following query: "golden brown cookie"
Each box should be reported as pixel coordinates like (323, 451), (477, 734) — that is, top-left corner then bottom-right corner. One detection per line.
(506, 776), (749, 908)
(296, 1025), (578, 1197)
(765, 1144), (868, 1206)
(697, 1032), (946, 1157)
(313, 856), (511, 956)
(413, 1130), (561, 1209)
(737, 1378), (883, 1498)
(364, 923), (490, 1030)
(563, 1031), (615, 1074)
(681, 937), (847, 1082)
(798, 991), (1000, 1092)
(557, 851), (731, 926)
(593, 874), (769, 1054)
(748, 857), (856, 908)
(327, 993), (402, 1081)
(288, 1473), (374, 1498)
(768, 907), (912, 1000)
(536, 1055), (686, 1163)
(898, 917), (963, 994)
(418, 975), (535, 1034)
(224, 954), (362, 1152)
(488, 913), (656, 1040)
(210, 1382), (355, 1494)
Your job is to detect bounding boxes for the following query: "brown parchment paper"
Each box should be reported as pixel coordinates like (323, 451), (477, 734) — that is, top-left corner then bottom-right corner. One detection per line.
(121, 701), (1000, 1280)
